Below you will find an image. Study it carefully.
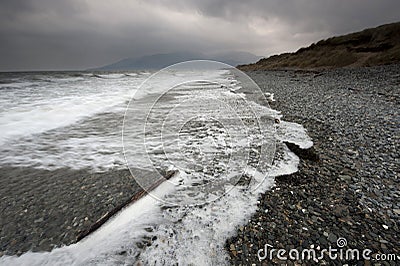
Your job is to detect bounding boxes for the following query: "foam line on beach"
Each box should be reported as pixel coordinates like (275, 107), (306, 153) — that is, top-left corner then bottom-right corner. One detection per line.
(0, 120), (310, 266)
(0, 68), (313, 265)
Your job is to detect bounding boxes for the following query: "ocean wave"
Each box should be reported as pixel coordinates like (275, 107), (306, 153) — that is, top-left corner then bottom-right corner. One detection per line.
(0, 67), (313, 265)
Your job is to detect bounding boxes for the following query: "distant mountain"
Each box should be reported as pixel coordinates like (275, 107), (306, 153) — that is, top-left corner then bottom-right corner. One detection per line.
(91, 51), (261, 71)
(239, 21), (400, 70)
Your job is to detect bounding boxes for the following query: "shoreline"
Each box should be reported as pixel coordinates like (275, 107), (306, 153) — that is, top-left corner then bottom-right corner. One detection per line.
(1, 64), (398, 264)
(75, 169), (177, 242)
(225, 65), (399, 264)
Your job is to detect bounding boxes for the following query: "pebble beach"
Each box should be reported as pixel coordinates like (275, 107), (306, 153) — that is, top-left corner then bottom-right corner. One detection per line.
(227, 64), (399, 265)
(0, 64), (399, 265)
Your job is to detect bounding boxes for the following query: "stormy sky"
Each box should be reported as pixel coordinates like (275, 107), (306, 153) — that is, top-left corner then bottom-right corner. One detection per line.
(0, 0), (399, 71)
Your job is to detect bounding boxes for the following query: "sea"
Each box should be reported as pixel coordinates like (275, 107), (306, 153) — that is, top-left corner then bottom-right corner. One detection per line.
(0, 62), (312, 265)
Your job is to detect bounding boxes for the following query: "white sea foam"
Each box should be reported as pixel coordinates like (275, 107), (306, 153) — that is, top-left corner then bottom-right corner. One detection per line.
(276, 120), (313, 149)
(0, 73), (144, 146)
(0, 71), (179, 170)
(0, 139), (303, 266)
(0, 67), (313, 265)
(0, 69), (237, 171)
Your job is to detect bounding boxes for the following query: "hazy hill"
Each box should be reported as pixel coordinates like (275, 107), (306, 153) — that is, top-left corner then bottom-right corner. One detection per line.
(239, 22), (400, 70)
(92, 51), (261, 71)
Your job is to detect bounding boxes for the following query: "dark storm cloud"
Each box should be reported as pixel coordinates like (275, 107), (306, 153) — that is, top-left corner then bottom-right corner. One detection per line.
(153, 0), (400, 36)
(0, 0), (399, 71)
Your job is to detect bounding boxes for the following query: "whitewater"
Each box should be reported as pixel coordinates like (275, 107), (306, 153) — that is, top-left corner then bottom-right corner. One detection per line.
(0, 62), (312, 265)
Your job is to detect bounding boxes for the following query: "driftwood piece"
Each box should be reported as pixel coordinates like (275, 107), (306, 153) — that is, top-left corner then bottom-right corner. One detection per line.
(76, 170), (178, 242)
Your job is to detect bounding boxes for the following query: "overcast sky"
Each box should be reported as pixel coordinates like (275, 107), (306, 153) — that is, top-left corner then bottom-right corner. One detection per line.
(0, 0), (399, 71)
